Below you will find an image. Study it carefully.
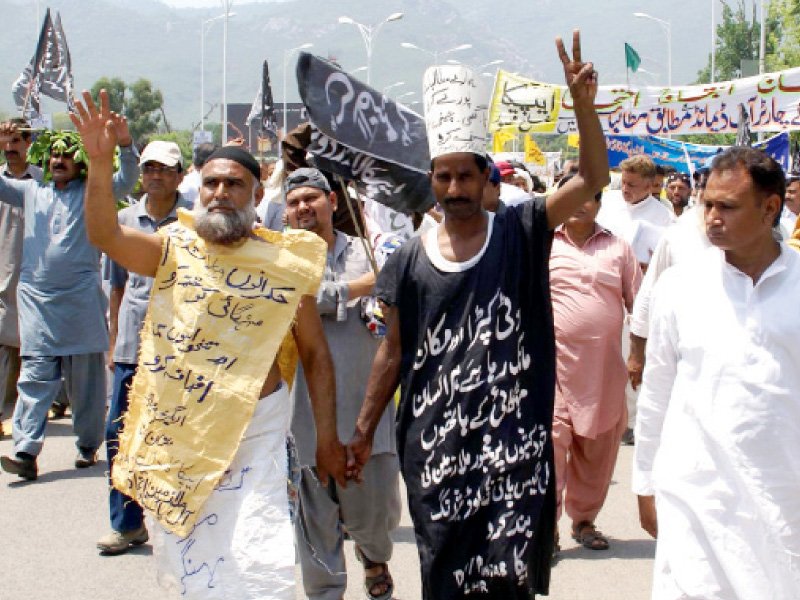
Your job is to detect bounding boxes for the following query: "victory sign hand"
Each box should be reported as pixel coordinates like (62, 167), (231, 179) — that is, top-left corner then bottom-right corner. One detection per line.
(556, 30), (599, 106)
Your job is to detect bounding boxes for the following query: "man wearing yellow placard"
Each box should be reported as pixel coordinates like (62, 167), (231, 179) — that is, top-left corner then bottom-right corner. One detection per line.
(72, 90), (346, 600)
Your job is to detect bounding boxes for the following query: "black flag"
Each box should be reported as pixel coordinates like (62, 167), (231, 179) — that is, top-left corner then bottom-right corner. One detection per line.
(11, 9), (75, 118)
(296, 52), (434, 213)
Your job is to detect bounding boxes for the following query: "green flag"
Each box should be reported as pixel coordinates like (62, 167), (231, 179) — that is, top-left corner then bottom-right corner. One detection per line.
(625, 42), (641, 73)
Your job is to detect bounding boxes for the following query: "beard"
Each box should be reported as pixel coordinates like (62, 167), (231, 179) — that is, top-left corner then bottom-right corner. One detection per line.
(194, 199), (257, 245)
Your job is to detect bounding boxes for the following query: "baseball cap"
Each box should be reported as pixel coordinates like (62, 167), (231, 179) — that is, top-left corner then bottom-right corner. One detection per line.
(139, 140), (183, 169)
(285, 168), (332, 195)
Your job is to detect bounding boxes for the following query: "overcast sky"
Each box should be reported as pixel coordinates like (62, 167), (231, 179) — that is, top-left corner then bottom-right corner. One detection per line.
(161, 0), (270, 7)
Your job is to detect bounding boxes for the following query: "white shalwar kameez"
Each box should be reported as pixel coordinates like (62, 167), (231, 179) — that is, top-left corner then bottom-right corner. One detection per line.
(632, 245), (800, 600)
(150, 384), (295, 600)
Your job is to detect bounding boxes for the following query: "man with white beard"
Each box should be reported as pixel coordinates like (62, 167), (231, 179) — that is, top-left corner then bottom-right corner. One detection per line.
(72, 89), (346, 599)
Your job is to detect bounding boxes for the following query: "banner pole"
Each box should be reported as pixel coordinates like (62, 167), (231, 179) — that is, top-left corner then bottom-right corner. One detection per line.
(335, 175), (379, 276)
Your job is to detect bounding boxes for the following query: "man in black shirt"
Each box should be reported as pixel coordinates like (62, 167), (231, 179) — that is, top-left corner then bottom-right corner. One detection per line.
(346, 31), (609, 599)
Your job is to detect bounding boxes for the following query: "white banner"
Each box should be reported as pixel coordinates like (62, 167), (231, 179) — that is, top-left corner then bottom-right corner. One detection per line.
(489, 67), (800, 136)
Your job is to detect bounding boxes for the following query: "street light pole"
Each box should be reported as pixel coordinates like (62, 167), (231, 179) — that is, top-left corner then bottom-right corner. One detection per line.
(711, 0), (716, 82)
(338, 12), (403, 85)
(200, 13), (228, 134)
(400, 42), (472, 65)
(634, 12), (672, 86)
(221, 0), (234, 143)
(759, 0), (767, 76)
(283, 43), (313, 140)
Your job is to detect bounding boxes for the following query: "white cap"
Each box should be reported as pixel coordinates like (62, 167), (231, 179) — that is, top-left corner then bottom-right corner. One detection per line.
(423, 64), (489, 160)
(139, 140), (183, 168)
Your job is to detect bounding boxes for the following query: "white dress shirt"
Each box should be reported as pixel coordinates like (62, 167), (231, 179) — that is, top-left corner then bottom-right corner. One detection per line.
(629, 206), (711, 338)
(633, 245), (800, 599)
(597, 190), (674, 265)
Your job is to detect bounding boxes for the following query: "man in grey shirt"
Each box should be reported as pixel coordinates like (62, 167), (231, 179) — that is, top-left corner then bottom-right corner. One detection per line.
(0, 119), (139, 480)
(0, 118), (42, 438)
(286, 169), (400, 600)
(96, 140), (193, 554)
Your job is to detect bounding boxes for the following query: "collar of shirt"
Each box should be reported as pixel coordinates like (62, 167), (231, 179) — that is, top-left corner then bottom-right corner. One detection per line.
(328, 230), (349, 266)
(2, 163), (41, 180)
(717, 243), (791, 287)
(554, 222), (612, 247)
(136, 193), (191, 228)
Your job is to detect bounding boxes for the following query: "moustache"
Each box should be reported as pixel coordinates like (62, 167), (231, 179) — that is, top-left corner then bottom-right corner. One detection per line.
(4, 151), (19, 159)
(443, 196), (472, 205)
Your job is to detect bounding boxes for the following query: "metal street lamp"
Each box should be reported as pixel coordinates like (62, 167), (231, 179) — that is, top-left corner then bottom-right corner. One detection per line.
(710, 0), (716, 82)
(338, 12), (404, 85)
(221, 0), (234, 143)
(200, 12), (232, 134)
(634, 12), (672, 86)
(283, 43), (313, 140)
(383, 81), (405, 95)
(400, 42), (472, 64)
(397, 91), (415, 100)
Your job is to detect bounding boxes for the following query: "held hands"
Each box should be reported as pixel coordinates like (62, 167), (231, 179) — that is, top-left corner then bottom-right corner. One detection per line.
(315, 437), (349, 489)
(555, 30), (599, 107)
(69, 89), (128, 161)
(345, 427), (373, 484)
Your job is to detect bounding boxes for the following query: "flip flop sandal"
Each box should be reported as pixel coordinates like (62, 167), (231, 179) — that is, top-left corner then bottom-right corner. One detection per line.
(355, 545), (394, 600)
(571, 521), (610, 551)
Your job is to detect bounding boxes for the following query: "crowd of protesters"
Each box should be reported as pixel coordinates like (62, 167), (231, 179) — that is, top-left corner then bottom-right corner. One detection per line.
(1, 29), (799, 600)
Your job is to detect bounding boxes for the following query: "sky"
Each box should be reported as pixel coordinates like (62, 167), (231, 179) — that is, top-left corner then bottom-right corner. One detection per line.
(161, 0), (271, 6)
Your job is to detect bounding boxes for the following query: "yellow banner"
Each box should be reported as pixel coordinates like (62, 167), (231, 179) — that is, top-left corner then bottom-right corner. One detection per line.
(492, 129), (516, 153)
(112, 209), (325, 536)
(523, 135), (546, 165)
(489, 70), (562, 134)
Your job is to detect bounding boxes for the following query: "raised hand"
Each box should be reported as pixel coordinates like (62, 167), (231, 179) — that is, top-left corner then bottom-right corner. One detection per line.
(555, 30), (598, 107)
(69, 89), (117, 161)
(0, 121), (20, 145)
(109, 111), (132, 147)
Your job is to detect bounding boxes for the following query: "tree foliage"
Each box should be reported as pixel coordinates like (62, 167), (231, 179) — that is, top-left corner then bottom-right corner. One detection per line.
(89, 77), (165, 142)
(696, 0), (781, 83)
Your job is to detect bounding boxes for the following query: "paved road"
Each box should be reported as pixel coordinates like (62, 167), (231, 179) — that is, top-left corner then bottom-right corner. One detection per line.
(0, 414), (654, 600)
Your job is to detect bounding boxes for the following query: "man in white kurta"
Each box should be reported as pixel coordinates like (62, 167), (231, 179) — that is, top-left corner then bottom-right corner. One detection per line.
(632, 147), (800, 599)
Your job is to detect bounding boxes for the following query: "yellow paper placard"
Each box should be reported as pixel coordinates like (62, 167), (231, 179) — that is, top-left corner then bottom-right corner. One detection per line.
(111, 209), (325, 536)
(790, 215), (800, 252)
(524, 135), (546, 165)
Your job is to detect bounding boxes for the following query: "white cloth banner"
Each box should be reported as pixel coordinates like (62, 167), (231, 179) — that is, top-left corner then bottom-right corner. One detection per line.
(489, 67), (800, 136)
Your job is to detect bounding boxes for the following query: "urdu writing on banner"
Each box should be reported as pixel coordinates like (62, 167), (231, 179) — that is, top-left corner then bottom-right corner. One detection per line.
(489, 67), (800, 136)
(112, 210), (325, 537)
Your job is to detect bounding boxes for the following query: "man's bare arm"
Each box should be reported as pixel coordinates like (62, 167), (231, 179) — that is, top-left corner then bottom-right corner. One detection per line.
(346, 304), (401, 480)
(293, 294), (347, 488)
(545, 30), (610, 229)
(107, 286), (124, 371)
(347, 270), (376, 301)
(70, 90), (162, 277)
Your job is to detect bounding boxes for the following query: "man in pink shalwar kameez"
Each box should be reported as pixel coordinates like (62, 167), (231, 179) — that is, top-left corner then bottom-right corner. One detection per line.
(549, 182), (642, 552)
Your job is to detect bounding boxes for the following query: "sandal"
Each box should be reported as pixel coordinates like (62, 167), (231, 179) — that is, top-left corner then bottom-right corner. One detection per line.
(571, 521), (610, 551)
(354, 545), (394, 600)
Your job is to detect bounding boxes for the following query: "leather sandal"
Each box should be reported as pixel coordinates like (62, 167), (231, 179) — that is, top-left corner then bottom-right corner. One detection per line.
(571, 521), (610, 550)
(354, 545), (394, 600)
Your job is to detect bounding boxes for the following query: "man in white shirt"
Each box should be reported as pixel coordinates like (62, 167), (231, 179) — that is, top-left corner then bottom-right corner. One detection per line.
(779, 174), (798, 236)
(598, 155), (674, 444)
(598, 155), (674, 268)
(633, 147), (800, 599)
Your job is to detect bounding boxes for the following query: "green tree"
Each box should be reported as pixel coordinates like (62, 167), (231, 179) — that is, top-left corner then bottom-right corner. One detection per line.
(89, 77), (166, 142)
(125, 79), (164, 141)
(769, 0), (800, 70)
(90, 77), (126, 113)
(696, 0), (781, 83)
